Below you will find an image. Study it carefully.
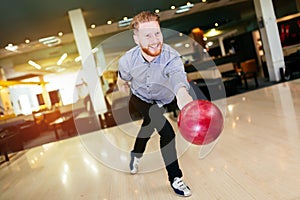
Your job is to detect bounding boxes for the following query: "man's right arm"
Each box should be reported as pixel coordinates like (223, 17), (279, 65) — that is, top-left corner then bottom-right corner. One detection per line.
(117, 77), (130, 94)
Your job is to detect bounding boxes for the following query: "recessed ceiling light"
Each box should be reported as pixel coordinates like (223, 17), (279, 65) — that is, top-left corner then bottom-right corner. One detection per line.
(204, 28), (222, 38)
(215, 23), (219, 27)
(5, 43), (18, 52)
(118, 17), (133, 27)
(174, 42), (183, 47)
(107, 20), (112, 25)
(58, 32), (63, 36)
(25, 39), (30, 44)
(175, 8), (190, 14)
(207, 41), (214, 47)
(75, 56), (81, 62)
(28, 60), (42, 69)
(176, 2), (194, 14)
(171, 5), (176, 9)
(91, 24), (96, 29)
(155, 9), (160, 13)
(57, 53), (68, 66)
(39, 36), (61, 47)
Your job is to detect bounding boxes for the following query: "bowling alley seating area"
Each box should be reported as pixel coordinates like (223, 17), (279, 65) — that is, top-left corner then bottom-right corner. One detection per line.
(0, 105), (81, 162)
(283, 50), (300, 80)
(183, 58), (273, 101)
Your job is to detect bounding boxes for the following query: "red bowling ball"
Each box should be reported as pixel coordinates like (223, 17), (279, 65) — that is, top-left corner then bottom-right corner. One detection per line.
(177, 100), (224, 145)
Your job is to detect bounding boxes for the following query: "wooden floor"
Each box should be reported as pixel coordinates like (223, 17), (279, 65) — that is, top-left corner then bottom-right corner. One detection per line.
(1, 79), (300, 200)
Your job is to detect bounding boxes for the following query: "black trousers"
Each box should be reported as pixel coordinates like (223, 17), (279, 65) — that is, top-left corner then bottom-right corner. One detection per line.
(129, 94), (183, 182)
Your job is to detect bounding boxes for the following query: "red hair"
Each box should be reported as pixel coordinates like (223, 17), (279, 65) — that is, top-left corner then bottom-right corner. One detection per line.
(130, 11), (160, 30)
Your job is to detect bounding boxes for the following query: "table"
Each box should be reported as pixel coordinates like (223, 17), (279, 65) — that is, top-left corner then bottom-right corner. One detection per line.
(0, 130), (23, 162)
(49, 115), (74, 140)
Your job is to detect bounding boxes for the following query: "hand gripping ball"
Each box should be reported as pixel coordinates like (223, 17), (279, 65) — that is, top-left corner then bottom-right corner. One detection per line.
(177, 100), (224, 145)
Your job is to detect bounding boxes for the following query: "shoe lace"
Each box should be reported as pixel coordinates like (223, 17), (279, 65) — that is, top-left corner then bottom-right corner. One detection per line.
(174, 178), (187, 190)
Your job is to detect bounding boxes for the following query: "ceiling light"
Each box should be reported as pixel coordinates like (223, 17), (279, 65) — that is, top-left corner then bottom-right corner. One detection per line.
(215, 23), (219, 27)
(179, 3), (194, 10)
(25, 39), (30, 44)
(5, 43), (18, 52)
(171, 5), (176, 9)
(175, 2), (194, 14)
(204, 28), (222, 38)
(75, 56), (81, 62)
(57, 53), (68, 65)
(207, 41), (214, 47)
(107, 20), (112, 25)
(155, 9), (160, 13)
(192, 27), (203, 34)
(38, 36), (61, 47)
(118, 17), (133, 27)
(45, 66), (65, 72)
(174, 43), (183, 47)
(175, 8), (190, 14)
(202, 0), (207, 2)
(28, 60), (42, 69)
(91, 24), (96, 29)
(58, 32), (63, 36)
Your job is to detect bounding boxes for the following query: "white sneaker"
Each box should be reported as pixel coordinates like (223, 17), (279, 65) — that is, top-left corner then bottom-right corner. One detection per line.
(171, 177), (192, 197)
(129, 153), (140, 174)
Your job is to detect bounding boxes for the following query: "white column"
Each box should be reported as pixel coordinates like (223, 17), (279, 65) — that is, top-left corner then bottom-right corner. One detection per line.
(95, 46), (107, 75)
(253, 0), (285, 82)
(0, 67), (14, 115)
(218, 37), (226, 57)
(68, 9), (107, 115)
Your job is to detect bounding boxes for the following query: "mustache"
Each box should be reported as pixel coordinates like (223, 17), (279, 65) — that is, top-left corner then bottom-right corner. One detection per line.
(141, 44), (162, 57)
(148, 42), (162, 47)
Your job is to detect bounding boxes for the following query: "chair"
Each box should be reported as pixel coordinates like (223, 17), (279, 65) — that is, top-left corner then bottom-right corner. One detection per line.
(238, 59), (259, 89)
(43, 109), (61, 130)
(33, 111), (47, 132)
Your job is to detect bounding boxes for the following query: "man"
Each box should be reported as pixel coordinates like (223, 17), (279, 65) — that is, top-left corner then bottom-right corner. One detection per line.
(117, 11), (193, 197)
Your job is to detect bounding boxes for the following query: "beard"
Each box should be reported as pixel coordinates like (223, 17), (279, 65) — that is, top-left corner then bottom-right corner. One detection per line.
(141, 43), (162, 57)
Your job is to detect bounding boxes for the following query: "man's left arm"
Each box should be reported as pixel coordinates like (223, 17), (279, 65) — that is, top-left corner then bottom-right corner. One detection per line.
(176, 87), (193, 110)
(167, 56), (193, 110)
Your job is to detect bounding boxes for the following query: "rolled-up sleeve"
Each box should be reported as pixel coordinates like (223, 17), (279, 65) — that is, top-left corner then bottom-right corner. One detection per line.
(118, 55), (132, 81)
(166, 56), (190, 95)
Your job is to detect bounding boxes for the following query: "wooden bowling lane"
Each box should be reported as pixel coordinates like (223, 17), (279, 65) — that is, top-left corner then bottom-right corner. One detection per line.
(1, 79), (300, 199)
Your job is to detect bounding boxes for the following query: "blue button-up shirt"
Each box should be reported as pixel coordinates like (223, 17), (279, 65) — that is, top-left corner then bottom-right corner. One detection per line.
(118, 44), (190, 106)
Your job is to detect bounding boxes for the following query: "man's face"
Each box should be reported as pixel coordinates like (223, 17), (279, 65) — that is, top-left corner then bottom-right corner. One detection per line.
(134, 21), (163, 57)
